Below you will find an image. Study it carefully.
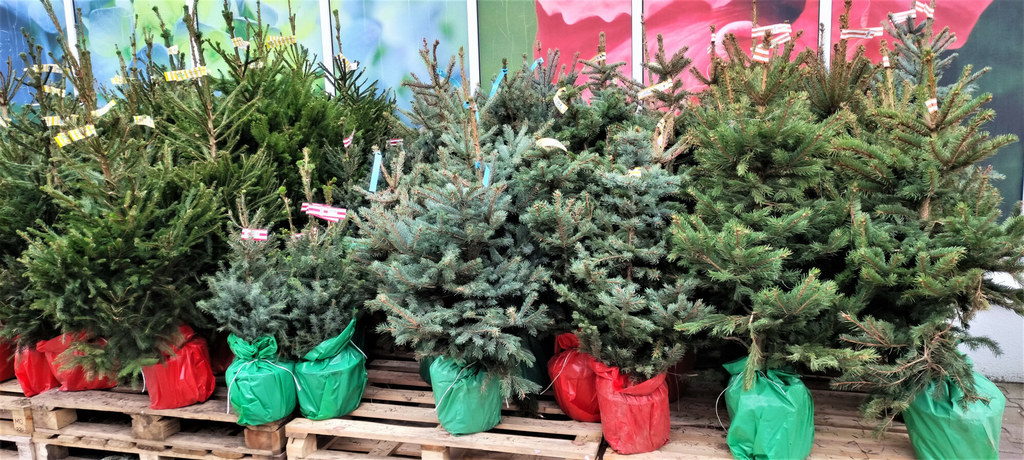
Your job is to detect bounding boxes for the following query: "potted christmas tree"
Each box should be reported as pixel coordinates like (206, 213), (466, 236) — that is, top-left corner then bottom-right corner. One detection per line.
(0, 40), (62, 396)
(514, 34), (697, 427)
(198, 197), (295, 425)
(831, 7), (1021, 458)
(3, 3), (222, 402)
(668, 25), (873, 459)
(201, 154), (370, 423)
(562, 127), (701, 454)
(282, 155), (369, 421)
(356, 46), (551, 436)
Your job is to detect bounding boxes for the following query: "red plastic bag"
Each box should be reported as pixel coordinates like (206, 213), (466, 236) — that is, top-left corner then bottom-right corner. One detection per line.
(548, 332), (601, 422)
(36, 333), (117, 392)
(0, 340), (16, 381)
(14, 346), (60, 396)
(593, 362), (670, 454)
(142, 325), (216, 409)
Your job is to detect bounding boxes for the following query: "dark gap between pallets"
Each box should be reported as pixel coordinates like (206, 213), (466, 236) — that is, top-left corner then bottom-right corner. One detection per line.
(60, 445), (139, 460)
(74, 409), (132, 427)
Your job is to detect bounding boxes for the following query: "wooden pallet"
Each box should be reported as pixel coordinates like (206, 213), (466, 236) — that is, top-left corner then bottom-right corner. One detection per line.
(28, 385), (289, 460)
(0, 380), (34, 460)
(285, 357), (603, 460)
(603, 384), (916, 459)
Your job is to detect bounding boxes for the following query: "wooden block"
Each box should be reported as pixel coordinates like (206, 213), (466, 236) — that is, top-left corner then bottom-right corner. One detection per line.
(245, 424), (286, 452)
(15, 440), (34, 460)
(33, 443), (67, 460)
(131, 414), (180, 441)
(286, 433), (318, 459)
(30, 409), (75, 431)
(11, 407), (33, 434)
(422, 445), (451, 460)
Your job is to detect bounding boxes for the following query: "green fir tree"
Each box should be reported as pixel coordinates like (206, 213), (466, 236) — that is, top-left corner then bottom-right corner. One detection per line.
(669, 31), (873, 387)
(199, 154), (367, 360)
(356, 48), (550, 398)
(4, 2), (222, 379)
(831, 21), (1024, 427)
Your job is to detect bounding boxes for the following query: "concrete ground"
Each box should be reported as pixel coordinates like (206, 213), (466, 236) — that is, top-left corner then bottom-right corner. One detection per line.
(998, 382), (1023, 458)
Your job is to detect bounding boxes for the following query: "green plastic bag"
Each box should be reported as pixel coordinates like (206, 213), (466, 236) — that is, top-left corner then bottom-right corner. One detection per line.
(904, 369), (1006, 460)
(295, 319), (368, 420)
(429, 357), (502, 435)
(723, 357), (814, 460)
(226, 335), (298, 425)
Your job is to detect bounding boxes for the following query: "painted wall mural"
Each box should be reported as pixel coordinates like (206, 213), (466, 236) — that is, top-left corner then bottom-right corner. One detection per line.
(0, 0), (1019, 206)
(0, 0), (67, 105)
(533, 0), (631, 84)
(329, 0), (468, 111)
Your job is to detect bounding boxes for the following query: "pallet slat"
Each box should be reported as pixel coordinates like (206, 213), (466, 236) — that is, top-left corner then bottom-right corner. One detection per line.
(288, 418), (596, 459)
(287, 356), (601, 460)
(27, 386), (289, 459)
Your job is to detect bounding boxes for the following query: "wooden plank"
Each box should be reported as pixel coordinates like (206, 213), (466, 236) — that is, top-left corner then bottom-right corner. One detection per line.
(286, 418), (598, 459)
(300, 450), (396, 460)
(0, 380), (24, 396)
(367, 440), (401, 456)
(338, 403), (601, 437)
(326, 437), (422, 457)
(29, 390), (239, 424)
(35, 420), (279, 457)
(367, 359), (421, 374)
(0, 395), (30, 410)
(362, 386), (434, 405)
(368, 369), (431, 387)
(361, 386), (563, 415)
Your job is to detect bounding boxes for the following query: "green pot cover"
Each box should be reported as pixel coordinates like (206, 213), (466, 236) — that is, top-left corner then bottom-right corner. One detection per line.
(226, 335), (298, 425)
(295, 319), (368, 420)
(723, 357), (814, 460)
(429, 356), (502, 435)
(904, 369), (1006, 460)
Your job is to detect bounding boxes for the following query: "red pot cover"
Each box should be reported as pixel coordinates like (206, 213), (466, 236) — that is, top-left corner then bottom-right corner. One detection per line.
(0, 341), (16, 381)
(548, 332), (601, 422)
(14, 346), (60, 396)
(593, 362), (670, 455)
(142, 325), (216, 409)
(36, 333), (117, 392)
